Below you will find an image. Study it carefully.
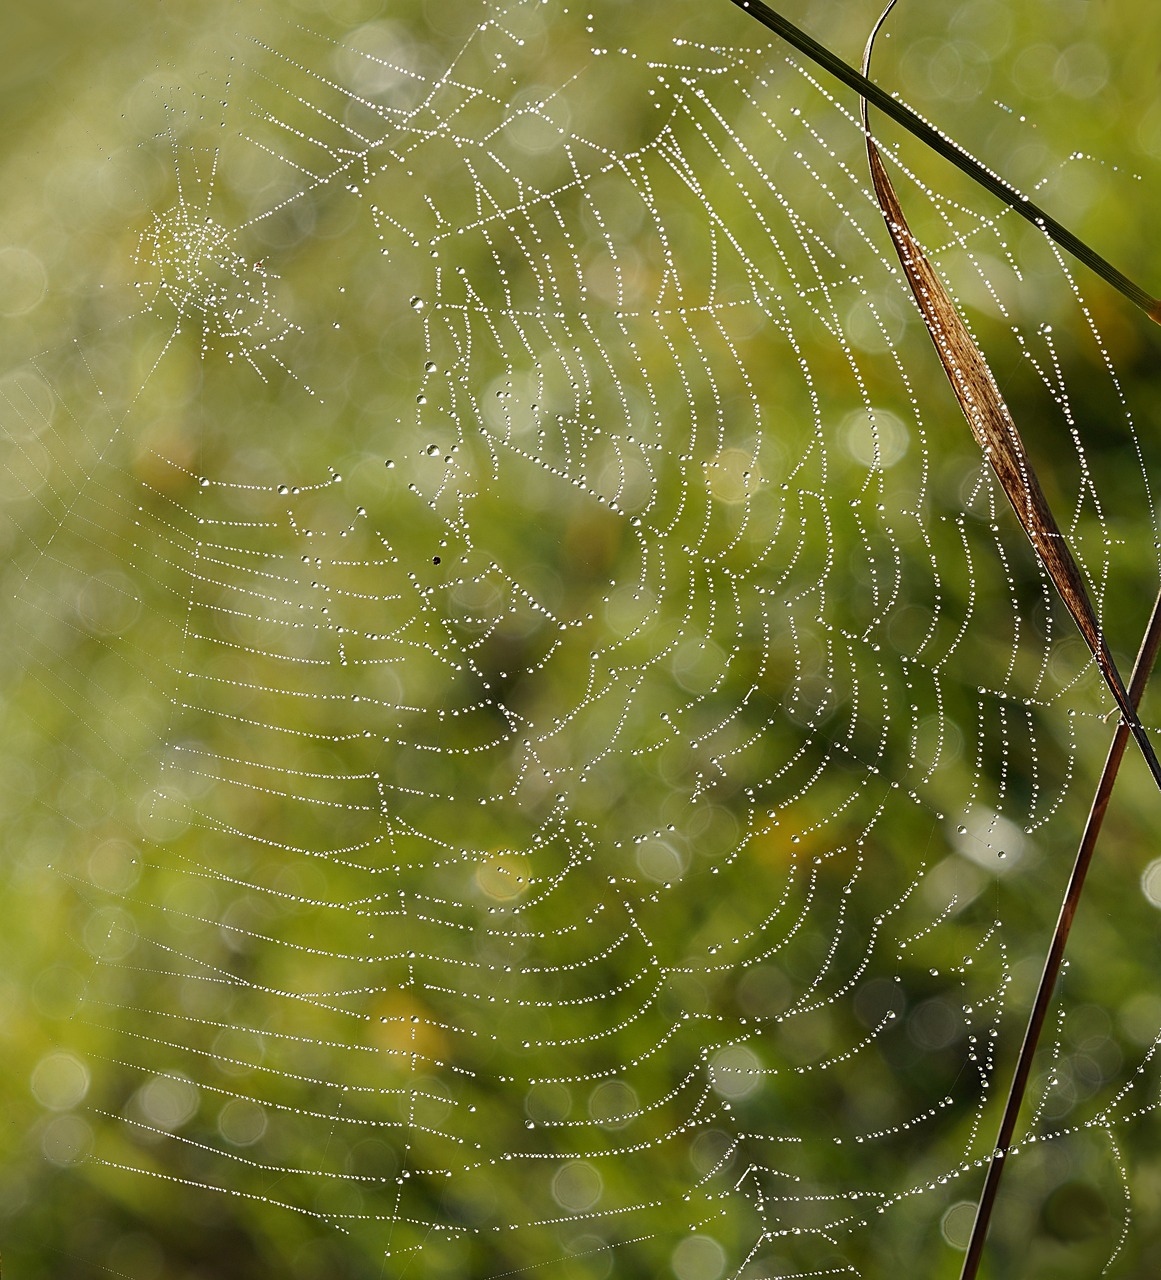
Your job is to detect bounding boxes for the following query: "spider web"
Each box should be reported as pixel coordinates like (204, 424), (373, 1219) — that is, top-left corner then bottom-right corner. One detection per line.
(8, 1), (1161, 1276)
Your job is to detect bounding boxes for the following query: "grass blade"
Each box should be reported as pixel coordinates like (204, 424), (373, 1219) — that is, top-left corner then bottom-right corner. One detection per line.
(855, 40), (1161, 788)
(958, 584), (1161, 1279)
(726, 0), (1161, 1267)
(726, 0), (1161, 324)
(850, 7), (1161, 1270)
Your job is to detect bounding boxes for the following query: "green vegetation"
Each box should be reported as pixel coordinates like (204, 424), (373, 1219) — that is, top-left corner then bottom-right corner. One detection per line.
(3, 2), (1161, 1278)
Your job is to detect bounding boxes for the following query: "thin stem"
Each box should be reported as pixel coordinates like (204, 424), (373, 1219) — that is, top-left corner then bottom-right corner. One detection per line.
(959, 584), (1161, 1280)
(726, 0), (1161, 324)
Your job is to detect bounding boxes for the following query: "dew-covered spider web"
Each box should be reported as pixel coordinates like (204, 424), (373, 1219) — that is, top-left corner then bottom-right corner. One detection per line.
(7, 1), (1161, 1276)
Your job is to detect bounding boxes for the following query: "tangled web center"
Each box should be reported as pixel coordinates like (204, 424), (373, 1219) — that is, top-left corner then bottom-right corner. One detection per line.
(133, 204), (299, 369)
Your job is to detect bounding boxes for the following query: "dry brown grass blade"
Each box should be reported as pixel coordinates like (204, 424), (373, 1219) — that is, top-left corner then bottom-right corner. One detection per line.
(861, 124), (1161, 790)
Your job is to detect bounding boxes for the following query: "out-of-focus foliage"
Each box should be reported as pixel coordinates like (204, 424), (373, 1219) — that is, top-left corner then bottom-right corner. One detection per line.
(3, 2), (1161, 1278)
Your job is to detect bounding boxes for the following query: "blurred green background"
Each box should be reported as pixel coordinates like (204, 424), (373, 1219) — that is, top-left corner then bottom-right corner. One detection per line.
(3, 1), (1161, 1277)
